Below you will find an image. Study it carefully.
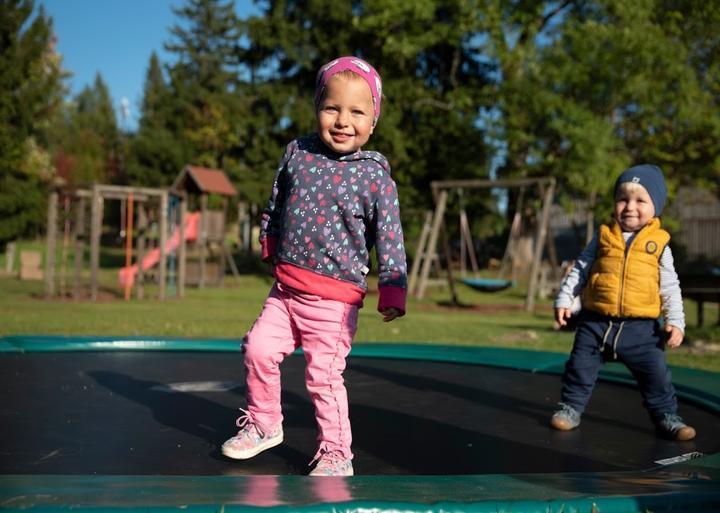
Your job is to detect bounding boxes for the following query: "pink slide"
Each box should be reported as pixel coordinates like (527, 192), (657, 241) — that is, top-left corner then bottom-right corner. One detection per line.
(119, 212), (201, 287)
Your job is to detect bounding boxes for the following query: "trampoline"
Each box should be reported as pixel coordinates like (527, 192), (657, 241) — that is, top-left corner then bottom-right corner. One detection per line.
(1, 336), (719, 512)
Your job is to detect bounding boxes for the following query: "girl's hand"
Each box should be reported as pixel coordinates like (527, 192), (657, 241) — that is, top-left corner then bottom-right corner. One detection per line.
(665, 324), (684, 348)
(555, 307), (572, 327)
(380, 307), (402, 322)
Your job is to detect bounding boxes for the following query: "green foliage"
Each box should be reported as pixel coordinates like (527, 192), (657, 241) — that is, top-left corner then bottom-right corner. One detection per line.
(164, 0), (249, 177)
(47, 74), (121, 186)
(233, 0), (491, 210)
(3, 0), (716, 253)
(126, 53), (188, 186)
(0, 0), (63, 247)
(484, 0), (720, 221)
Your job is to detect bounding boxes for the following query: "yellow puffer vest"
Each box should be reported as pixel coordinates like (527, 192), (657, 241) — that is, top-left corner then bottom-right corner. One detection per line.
(582, 218), (669, 318)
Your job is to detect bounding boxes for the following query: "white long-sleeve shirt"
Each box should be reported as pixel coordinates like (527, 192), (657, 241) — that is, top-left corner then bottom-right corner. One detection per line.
(554, 230), (686, 333)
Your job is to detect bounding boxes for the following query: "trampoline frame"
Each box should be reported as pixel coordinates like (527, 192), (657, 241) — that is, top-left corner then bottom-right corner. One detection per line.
(1, 335), (719, 513)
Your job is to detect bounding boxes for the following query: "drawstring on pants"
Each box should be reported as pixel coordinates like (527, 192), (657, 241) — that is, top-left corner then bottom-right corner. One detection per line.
(600, 320), (625, 360)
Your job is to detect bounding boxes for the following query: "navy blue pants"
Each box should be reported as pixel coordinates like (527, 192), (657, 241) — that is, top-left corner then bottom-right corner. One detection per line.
(560, 310), (677, 422)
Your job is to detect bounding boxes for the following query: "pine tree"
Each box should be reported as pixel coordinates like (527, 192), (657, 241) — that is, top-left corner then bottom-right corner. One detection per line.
(0, 0), (64, 246)
(48, 73), (120, 185)
(127, 52), (187, 186)
(158, 0), (248, 180)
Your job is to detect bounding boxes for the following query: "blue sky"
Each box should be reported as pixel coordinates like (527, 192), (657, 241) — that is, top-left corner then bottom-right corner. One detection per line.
(37, 0), (258, 131)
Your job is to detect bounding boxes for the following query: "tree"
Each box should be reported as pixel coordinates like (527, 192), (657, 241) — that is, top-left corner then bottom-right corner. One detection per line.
(126, 52), (186, 187)
(234, 0), (492, 212)
(48, 73), (120, 186)
(0, 0), (64, 246)
(480, 0), (720, 240)
(163, 0), (248, 175)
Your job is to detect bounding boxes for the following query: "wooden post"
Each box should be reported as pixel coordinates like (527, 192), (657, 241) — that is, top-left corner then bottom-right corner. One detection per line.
(178, 195), (187, 298)
(219, 196), (228, 286)
(89, 185), (102, 302)
(123, 193), (134, 301)
(697, 300), (704, 327)
(73, 197), (86, 299)
(408, 210), (433, 296)
(59, 196), (71, 297)
(525, 178), (555, 312)
(440, 209), (460, 305)
(238, 201), (251, 253)
(416, 190), (448, 299)
(45, 190), (58, 298)
(158, 190), (168, 300)
(5, 242), (16, 275)
(198, 193), (208, 288)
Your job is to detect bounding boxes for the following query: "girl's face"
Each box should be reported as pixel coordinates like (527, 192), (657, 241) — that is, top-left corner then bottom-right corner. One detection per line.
(614, 182), (655, 232)
(316, 74), (375, 154)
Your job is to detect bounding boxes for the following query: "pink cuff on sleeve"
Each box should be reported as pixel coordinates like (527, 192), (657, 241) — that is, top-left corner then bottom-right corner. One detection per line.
(261, 236), (278, 262)
(377, 285), (406, 316)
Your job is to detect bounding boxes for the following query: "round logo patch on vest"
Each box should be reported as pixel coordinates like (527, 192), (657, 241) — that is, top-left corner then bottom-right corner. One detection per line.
(646, 241), (658, 254)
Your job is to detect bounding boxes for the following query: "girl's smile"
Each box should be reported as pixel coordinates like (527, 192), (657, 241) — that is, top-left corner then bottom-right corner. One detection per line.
(317, 74), (375, 154)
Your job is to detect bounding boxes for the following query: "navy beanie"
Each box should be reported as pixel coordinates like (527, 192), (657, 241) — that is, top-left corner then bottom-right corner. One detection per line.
(613, 164), (667, 216)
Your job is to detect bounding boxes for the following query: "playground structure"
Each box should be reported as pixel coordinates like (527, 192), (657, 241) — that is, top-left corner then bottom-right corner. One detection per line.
(45, 184), (176, 301)
(171, 165), (238, 288)
(44, 166), (238, 301)
(408, 177), (556, 311)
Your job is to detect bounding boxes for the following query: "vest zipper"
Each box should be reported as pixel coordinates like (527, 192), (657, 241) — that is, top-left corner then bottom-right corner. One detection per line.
(618, 232), (638, 317)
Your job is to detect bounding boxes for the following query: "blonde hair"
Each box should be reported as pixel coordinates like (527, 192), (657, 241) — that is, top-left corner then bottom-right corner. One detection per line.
(316, 71), (367, 105)
(615, 180), (648, 197)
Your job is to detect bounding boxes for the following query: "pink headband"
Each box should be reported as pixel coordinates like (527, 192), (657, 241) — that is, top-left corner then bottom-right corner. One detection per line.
(314, 56), (383, 126)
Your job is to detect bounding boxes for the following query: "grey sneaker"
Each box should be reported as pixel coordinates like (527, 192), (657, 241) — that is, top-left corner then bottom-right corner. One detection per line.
(309, 451), (354, 476)
(550, 403), (581, 431)
(656, 413), (696, 441)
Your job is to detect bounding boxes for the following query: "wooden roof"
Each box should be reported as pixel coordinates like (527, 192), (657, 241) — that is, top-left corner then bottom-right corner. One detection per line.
(173, 166), (238, 196)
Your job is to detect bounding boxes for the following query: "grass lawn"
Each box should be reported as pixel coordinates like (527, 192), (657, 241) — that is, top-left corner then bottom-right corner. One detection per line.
(1, 262), (718, 372)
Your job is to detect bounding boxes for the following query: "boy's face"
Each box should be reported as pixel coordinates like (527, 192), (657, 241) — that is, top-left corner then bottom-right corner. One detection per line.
(316, 74), (375, 154)
(614, 183), (655, 232)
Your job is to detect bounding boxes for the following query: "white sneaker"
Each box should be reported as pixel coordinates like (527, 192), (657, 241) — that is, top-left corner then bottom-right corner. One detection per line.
(221, 414), (283, 460)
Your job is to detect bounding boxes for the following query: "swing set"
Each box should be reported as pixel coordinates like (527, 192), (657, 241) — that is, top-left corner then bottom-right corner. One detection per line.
(408, 177), (556, 312)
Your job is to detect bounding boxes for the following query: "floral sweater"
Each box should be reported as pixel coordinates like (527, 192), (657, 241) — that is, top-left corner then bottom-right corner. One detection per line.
(260, 134), (407, 314)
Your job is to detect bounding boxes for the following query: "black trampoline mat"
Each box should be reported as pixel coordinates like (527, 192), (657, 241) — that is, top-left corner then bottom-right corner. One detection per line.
(2, 351), (718, 476)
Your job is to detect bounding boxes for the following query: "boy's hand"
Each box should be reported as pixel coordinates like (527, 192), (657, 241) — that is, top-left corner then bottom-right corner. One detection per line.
(555, 308), (572, 327)
(380, 307), (402, 322)
(665, 324), (684, 348)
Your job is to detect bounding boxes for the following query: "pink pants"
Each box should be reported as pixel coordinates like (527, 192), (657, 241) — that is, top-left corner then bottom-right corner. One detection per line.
(243, 282), (359, 459)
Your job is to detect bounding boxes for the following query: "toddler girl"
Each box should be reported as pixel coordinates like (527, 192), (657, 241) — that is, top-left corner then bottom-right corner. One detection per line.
(222, 56), (407, 476)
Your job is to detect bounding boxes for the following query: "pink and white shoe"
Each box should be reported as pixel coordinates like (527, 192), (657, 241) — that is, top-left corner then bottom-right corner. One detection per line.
(221, 410), (283, 460)
(309, 450), (354, 476)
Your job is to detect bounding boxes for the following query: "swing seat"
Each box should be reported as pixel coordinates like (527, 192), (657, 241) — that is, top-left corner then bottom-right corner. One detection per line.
(462, 277), (515, 292)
